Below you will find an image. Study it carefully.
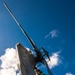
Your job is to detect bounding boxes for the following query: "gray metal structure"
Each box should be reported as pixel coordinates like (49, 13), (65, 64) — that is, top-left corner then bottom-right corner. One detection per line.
(16, 43), (36, 75)
(4, 2), (53, 75)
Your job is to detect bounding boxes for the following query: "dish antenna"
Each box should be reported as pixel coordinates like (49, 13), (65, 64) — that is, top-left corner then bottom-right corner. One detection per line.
(3, 3), (53, 75)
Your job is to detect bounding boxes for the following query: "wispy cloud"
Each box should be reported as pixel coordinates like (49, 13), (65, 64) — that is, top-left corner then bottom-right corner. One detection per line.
(45, 30), (59, 38)
(46, 51), (61, 69)
(65, 72), (74, 75)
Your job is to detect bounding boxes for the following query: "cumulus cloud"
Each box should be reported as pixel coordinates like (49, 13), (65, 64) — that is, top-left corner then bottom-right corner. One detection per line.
(47, 51), (61, 69)
(0, 68), (16, 75)
(0, 48), (20, 75)
(0, 48), (62, 75)
(45, 30), (59, 38)
(65, 72), (74, 75)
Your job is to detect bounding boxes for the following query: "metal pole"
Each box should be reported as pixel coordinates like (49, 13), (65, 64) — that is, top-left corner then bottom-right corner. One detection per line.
(3, 3), (36, 49)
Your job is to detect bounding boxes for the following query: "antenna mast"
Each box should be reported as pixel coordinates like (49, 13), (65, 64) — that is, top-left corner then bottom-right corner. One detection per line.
(3, 2), (53, 75)
(3, 3), (36, 49)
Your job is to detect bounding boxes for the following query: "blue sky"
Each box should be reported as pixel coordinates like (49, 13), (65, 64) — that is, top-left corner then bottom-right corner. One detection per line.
(0, 0), (75, 75)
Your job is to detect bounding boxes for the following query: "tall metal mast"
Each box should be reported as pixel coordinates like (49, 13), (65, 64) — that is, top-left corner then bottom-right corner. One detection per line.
(3, 3), (36, 49)
(3, 2), (53, 75)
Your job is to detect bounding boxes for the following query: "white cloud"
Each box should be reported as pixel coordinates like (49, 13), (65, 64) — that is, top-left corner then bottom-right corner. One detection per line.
(0, 68), (16, 75)
(0, 48), (62, 75)
(0, 48), (20, 75)
(65, 72), (74, 75)
(45, 30), (59, 38)
(47, 51), (61, 69)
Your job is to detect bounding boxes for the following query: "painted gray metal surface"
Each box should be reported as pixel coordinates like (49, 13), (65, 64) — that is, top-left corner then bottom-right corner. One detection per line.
(16, 43), (36, 75)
